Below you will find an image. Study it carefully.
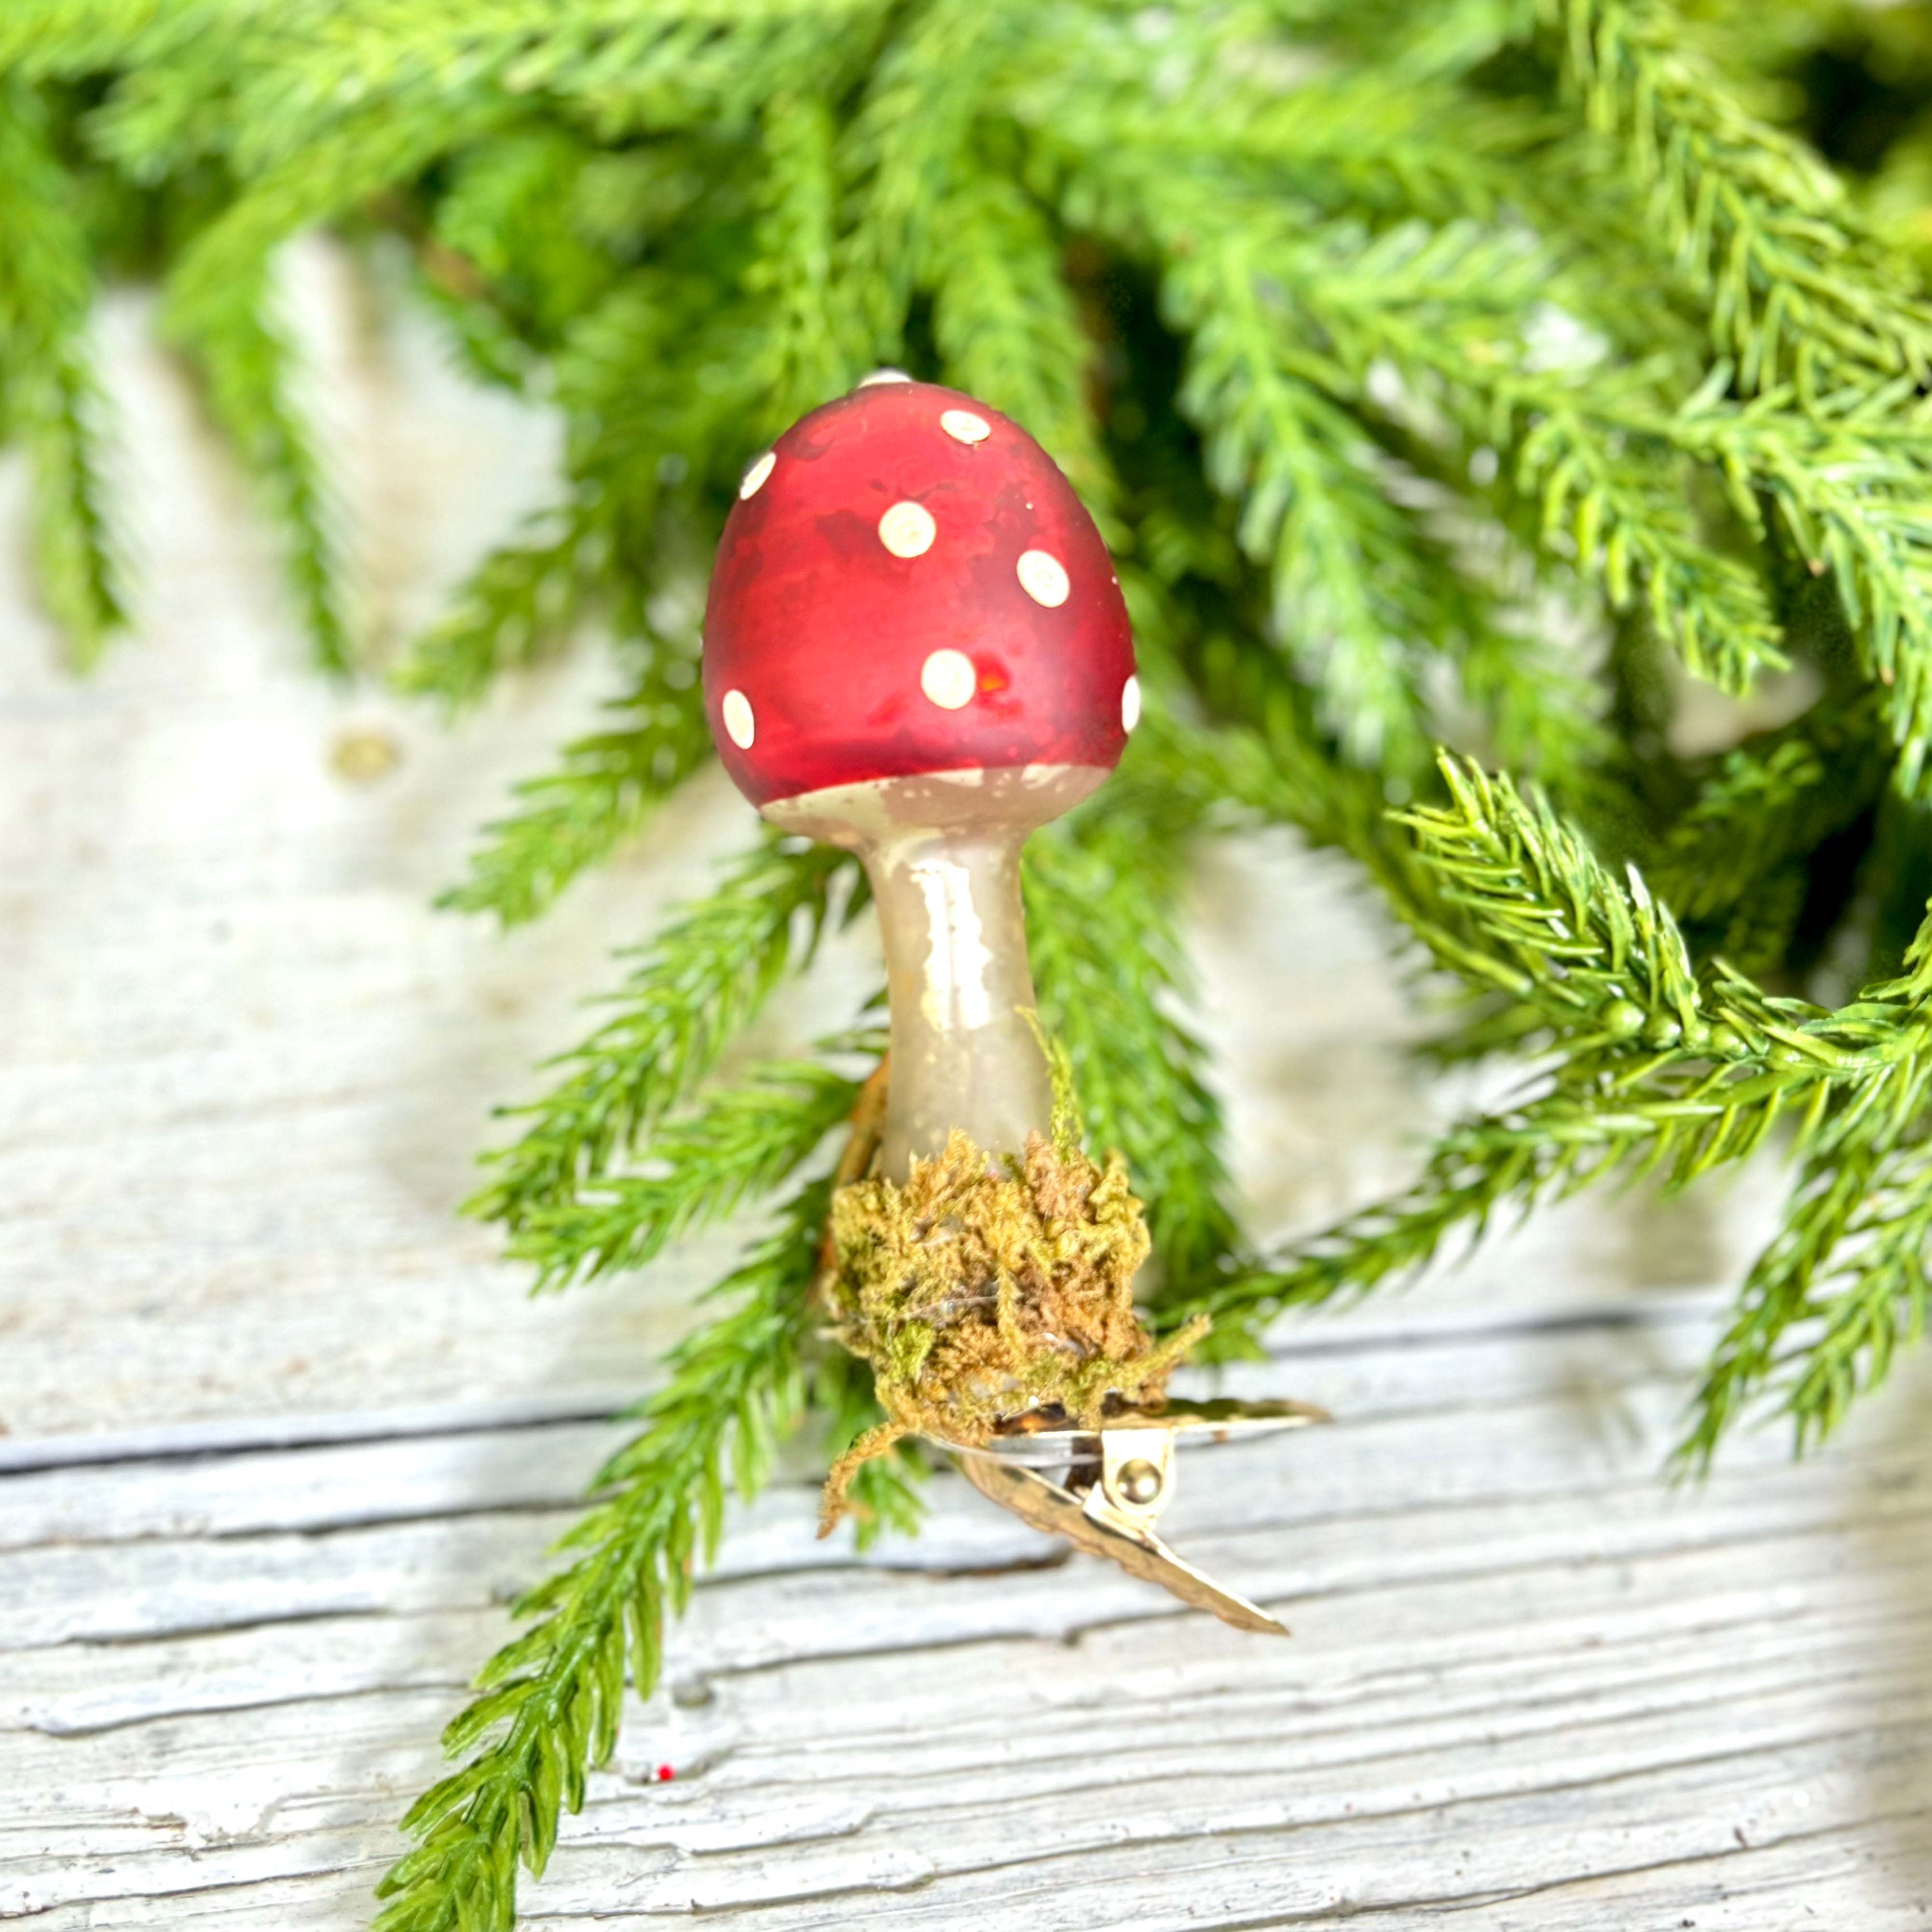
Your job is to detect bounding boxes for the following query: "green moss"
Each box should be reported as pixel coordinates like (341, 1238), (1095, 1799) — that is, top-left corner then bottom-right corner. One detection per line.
(819, 1128), (1209, 1529)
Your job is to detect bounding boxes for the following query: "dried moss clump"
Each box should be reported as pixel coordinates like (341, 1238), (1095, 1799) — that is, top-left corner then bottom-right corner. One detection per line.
(819, 1128), (1210, 1530)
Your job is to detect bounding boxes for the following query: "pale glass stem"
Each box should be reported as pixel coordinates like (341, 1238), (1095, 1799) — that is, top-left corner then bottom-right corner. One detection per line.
(860, 825), (1051, 1180)
(760, 765), (1110, 1183)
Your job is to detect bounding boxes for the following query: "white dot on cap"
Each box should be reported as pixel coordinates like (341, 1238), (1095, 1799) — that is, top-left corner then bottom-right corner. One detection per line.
(858, 368), (913, 387)
(920, 648), (976, 710)
(941, 409), (991, 444)
(1121, 674), (1141, 732)
(878, 500), (936, 558)
(1016, 548), (1069, 607)
(739, 451), (775, 499)
(721, 689), (755, 749)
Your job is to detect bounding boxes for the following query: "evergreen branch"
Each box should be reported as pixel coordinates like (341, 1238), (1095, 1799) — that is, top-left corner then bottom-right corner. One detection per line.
(745, 90), (867, 432)
(1288, 418), (1617, 808)
(838, 0), (1015, 325)
(1322, 0), (1543, 89)
(1544, 0), (1932, 395)
(1063, 151), (1780, 706)
(0, 1), (218, 82)
(1497, 379), (1781, 694)
(1683, 918), (1932, 1459)
(167, 1), (887, 178)
(548, 270), (767, 526)
(1187, 1123), (1559, 1356)
(158, 98), (511, 672)
(16, 338), (122, 667)
(1198, 208), (1786, 693)
(0, 82), (123, 666)
(439, 633), (712, 926)
(466, 836), (859, 1242)
(1117, 600), (1453, 944)
(424, 124), (626, 357)
(509, 1055), (862, 1291)
(374, 1177), (824, 1932)
(1782, 1153), (1932, 1452)
(1017, 18), (1549, 224)
(1394, 755), (1706, 1039)
(1665, 389), (1932, 791)
(1025, 750), (1243, 1297)
(1161, 221), (1435, 769)
(1678, 1142), (1884, 1469)
(1453, 593), (1615, 806)
(391, 502), (607, 713)
(1651, 689), (1886, 939)
(1181, 762), (1932, 1383)
(164, 254), (349, 675)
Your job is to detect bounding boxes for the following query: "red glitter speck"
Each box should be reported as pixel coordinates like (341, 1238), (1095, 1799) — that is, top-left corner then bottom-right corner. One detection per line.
(653, 1764), (675, 1784)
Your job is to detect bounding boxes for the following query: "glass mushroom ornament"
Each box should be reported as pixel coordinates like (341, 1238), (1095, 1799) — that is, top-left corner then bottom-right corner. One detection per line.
(702, 377), (1324, 1631)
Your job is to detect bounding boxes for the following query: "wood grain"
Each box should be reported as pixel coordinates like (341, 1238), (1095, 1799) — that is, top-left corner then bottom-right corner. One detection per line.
(2, 256), (1926, 1928)
(3, 1323), (1929, 1928)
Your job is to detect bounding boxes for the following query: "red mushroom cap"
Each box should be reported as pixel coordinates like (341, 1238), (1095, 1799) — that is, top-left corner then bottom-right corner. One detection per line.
(701, 379), (1136, 808)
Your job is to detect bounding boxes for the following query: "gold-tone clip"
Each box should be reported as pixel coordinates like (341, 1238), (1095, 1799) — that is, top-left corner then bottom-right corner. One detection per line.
(928, 1397), (1329, 1635)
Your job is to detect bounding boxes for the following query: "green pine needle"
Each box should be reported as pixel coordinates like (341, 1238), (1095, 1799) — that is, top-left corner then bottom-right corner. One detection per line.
(439, 630), (713, 926)
(466, 836), (858, 1244)
(510, 1055), (863, 1292)
(0, 80), (124, 666)
(1026, 791), (1243, 1299)
(373, 1178), (826, 1932)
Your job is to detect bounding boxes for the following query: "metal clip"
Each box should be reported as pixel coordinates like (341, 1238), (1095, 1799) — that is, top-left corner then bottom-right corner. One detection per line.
(926, 1396), (1329, 1635)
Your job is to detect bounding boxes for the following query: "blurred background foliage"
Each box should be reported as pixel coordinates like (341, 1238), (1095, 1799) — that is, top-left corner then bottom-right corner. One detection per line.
(8, 5), (1932, 1927)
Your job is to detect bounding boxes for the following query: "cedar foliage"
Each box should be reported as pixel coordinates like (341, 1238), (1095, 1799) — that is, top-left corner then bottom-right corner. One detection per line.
(6, 2), (1932, 1926)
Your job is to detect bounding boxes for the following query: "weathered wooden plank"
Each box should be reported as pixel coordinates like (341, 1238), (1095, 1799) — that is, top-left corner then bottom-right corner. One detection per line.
(0, 1372), (1864, 1657)
(0, 279), (849, 1444)
(6, 1504), (1927, 1923)
(3, 1328), (1928, 1926)
(0, 1305), (1729, 1552)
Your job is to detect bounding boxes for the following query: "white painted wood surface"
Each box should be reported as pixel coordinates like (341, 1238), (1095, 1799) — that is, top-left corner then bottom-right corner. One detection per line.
(3, 263), (1929, 1928)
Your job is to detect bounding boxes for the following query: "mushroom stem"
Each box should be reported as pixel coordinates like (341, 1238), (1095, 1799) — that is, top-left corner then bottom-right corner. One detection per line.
(764, 764), (1108, 1180)
(863, 824), (1047, 1179)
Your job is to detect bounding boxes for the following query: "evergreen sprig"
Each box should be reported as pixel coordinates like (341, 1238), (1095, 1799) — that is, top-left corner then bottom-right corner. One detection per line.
(374, 1177), (825, 1932)
(438, 626), (711, 926)
(1651, 688), (1886, 971)
(392, 502), (607, 714)
(0, 80), (123, 665)
(9, 4), (1932, 1924)
(1548, 0), (1932, 395)
(466, 835), (857, 1243)
(1186, 755), (1932, 1464)
(510, 1055), (862, 1291)
(1027, 793), (1242, 1298)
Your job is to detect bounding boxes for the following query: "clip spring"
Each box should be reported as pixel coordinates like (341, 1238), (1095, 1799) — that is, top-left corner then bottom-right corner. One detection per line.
(926, 1397), (1329, 1634)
